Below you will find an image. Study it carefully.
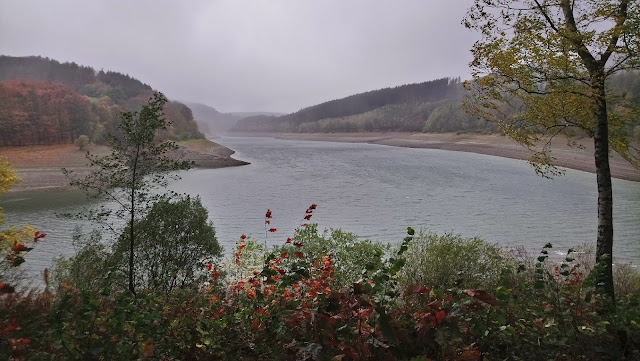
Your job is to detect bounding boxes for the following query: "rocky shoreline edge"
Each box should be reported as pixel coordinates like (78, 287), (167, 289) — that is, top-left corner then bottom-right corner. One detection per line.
(1, 139), (249, 193)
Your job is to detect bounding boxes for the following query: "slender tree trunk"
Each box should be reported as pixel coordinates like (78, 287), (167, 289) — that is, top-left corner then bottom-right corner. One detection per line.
(592, 77), (615, 304)
(129, 146), (140, 295)
(129, 190), (135, 295)
(129, 190), (136, 295)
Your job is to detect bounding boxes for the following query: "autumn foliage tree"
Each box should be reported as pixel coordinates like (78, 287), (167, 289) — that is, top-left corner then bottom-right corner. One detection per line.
(464, 0), (640, 302)
(0, 56), (204, 146)
(0, 159), (45, 293)
(0, 81), (92, 146)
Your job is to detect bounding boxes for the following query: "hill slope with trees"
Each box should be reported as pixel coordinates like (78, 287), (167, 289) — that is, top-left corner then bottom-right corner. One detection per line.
(232, 72), (640, 136)
(0, 55), (203, 146)
(232, 77), (500, 133)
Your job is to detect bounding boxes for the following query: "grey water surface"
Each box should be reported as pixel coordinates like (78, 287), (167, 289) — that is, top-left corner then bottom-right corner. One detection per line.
(3, 136), (639, 283)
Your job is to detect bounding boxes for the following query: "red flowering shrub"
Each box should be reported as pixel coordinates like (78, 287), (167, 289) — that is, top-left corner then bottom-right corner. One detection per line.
(2, 206), (639, 360)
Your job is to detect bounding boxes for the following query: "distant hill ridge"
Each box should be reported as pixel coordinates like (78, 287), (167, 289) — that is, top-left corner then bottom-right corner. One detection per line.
(231, 77), (499, 133)
(0, 55), (203, 146)
(184, 101), (283, 137)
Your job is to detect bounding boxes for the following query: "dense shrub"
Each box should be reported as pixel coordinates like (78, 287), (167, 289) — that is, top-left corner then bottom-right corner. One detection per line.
(55, 195), (221, 293)
(53, 228), (111, 290)
(3, 207), (640, 360)
(271, 224), (388, 289)
(448, 244), (640, 360)
(112, 195), (221, 292)
(398, 231), (511, 291)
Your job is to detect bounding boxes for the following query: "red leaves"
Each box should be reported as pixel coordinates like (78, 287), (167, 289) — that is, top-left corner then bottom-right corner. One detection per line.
(235, 234), (247, 265)
(7, 337), (30, 349)
(247, 289), (256, 300)
(265, 209), (276, 235)
(457, 346), (482, 361)
(294, 251), (304, 259)
(33, 231), (46, 242)
(11, 243), (27, 252)
(293, 242), (303, 248)
(301, 204), (317, 225)
(0, 283), (15, 295)
(463, 289), (499, 306)
(2, 317), (18, 334)
(407, 285), (430, 295)
(285, 238), (292, 244)
(142, 341), (154, 357)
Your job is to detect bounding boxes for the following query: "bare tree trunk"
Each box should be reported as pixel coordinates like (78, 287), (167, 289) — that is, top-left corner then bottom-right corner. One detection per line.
(592, 79), (615, 304)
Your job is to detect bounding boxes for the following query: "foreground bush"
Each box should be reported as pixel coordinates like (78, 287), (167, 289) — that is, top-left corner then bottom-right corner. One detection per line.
(399, 231), (510, 291)
(54, 195), (221, 293)
(2, 207), (640, 360)
(271, 223), (389, 289)
(450, 244), (640, 360)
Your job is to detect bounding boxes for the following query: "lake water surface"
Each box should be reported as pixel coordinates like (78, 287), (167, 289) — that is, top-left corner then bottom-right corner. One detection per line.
(3, 136), (639, 282)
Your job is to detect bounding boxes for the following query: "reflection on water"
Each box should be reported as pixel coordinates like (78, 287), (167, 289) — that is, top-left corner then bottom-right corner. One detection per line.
(2, 136), (639, 284)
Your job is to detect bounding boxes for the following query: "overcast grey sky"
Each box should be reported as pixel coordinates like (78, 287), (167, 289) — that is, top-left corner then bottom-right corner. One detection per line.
(1, 0), (477, 113)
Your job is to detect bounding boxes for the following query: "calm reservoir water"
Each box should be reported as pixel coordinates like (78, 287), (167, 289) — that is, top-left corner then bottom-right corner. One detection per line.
(3, 136), (639, 282)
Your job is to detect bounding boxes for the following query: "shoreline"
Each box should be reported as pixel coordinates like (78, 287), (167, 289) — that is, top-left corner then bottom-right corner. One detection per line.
(229, 131), (640, 182)
(1, 139), (249, 193)
(3, 132), (638, 193)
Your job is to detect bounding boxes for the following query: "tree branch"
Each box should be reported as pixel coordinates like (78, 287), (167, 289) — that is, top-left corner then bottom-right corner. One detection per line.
(559, 0), (598, 72)
(600, 0), (629, 66)
(533, 0), (560, 32)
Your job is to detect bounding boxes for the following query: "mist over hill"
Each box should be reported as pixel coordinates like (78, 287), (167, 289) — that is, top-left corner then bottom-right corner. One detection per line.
(184, 101), (283, 137)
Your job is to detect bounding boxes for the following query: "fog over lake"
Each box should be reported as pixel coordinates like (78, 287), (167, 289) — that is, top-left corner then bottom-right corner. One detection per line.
(3, 136), (639, 282)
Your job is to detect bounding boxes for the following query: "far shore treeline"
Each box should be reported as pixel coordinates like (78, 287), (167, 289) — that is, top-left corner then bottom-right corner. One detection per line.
(232, 72), (640, 136)
(4, 55), (638, 141)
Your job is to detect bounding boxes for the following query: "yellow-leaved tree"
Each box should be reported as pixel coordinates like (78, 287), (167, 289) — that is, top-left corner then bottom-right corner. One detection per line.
(0, 158), (44, 294)
(464, 0), (640, 303)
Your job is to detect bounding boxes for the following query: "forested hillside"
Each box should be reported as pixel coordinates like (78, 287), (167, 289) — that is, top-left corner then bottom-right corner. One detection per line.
(232, 78), (499, 133)
(0, 56), (203, 146)
(233, 72), (640, 135)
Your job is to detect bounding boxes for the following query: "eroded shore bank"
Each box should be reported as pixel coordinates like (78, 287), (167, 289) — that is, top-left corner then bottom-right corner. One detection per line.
(1, 139), (249, 193)
(230, 131), (640, 182)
